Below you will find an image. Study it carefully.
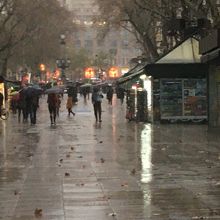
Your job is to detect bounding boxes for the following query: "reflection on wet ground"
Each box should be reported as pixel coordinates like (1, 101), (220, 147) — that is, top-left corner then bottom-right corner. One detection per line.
(0, 94), (220, 220)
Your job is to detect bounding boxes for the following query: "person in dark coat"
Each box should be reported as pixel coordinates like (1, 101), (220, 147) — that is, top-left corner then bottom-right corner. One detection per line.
(106, 86), (113, 105)
(26, 91), (39, 124)
(92, 87), (103, 122)
(118, 87), (125, 104)
(0, 92), (3, 116)
(17, 89), (27, 122)
(47, 93), (58, 125)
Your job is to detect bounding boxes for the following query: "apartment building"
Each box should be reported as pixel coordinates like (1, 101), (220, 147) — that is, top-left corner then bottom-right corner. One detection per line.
(63, 0), (141, 71)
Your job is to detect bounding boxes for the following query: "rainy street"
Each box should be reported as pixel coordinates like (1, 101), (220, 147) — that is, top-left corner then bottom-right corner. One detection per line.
(0, 94), (219, 220)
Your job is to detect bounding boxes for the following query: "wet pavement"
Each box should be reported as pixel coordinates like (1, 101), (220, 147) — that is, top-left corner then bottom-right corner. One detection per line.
(0, 94), (220, 220)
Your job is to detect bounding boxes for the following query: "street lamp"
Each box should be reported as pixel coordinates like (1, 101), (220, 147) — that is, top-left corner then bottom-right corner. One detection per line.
(56, 58), (71, 78)
(56, 34), (70, 81)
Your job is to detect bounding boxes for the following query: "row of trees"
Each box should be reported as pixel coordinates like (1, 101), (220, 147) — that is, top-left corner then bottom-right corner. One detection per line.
(0, 0), (75, 77)
(94, 0), (220, 62)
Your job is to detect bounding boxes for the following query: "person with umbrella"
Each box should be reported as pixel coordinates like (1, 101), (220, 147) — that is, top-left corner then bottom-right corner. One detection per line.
(25, 87), (40, 124)
(92, 87), (103, 122)
(106, 85), (114, 105)
(17, 88), (27, 122)
(47, 93), (59, 125)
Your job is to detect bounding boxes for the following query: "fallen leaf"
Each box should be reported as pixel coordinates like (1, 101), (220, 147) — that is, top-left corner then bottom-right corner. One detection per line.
(108, 212), (117, 217)
(34, 208), (43, 218)
(215, 181), (220, 186)
(121, 182), (128, 187)
(192, 217), (205, 220)
(65, 172), (70, 177)
(209, 208), (218, 215)
(131, 168), (136, 175)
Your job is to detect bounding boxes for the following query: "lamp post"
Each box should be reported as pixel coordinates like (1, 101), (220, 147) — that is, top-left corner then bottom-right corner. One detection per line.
(56, 34), (71, 82)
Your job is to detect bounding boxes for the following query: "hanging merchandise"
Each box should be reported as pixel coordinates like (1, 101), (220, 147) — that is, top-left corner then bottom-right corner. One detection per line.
(160, 78), (207, 122)
(126, 89), (136, 121)
(136, 90), (148, 122)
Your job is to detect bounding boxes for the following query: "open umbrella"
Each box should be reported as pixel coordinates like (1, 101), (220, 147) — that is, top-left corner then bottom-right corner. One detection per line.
(80, 83), (92, 88)
(23, 87), (39, 97)
(45, 86), (64, 94)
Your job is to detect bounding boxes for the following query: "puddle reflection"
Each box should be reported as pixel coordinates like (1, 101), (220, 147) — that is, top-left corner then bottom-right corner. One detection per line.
(140, 124), (152, 183)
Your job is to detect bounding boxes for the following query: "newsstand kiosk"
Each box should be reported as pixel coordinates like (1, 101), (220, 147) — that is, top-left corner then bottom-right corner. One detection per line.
(145, 37), (208, 123)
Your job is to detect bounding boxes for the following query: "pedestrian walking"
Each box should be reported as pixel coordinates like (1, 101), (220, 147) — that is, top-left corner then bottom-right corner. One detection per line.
(118, 87), (125, 104)
(0, 92), (3, 116)
(17, 89), (27, 122)
(66, 94), (75, 116)
(47, 93), (58, 125)
(106, 86), (113, 105)
(82, 88), (87, 102)
(25, 90), (39, 124)
(92, 87), (103, 122)
(56, 94), (61, 117)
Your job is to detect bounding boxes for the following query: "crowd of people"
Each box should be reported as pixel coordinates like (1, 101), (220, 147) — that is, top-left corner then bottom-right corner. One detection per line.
(5, 84), (126, 125)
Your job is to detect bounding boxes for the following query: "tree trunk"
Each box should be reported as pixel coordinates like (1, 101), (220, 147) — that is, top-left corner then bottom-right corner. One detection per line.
(0, 58), (8, 78)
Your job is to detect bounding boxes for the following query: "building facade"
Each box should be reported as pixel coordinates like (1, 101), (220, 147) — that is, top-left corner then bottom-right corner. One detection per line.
(64, 0), (141, 71)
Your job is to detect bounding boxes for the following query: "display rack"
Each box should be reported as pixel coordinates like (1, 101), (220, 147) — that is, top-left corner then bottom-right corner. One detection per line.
(160, 78), (207, 122)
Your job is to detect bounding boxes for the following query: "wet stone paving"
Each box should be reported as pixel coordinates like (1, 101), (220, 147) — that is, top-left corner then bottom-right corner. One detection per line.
(0, 94), (220, 220)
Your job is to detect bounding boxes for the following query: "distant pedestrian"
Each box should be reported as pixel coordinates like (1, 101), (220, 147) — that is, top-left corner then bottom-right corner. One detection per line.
(56, 94), (61, 117)
(17, 89), (27, 122)
(82, 88), (87, 102)
(92, 87), (103, 122)
(47, 93), (58, 125)
(118, 87), (125, 104)
(106, 86), (113, 105)
(0, 92), (3, 116)
(66, 94), (75, 116)
(26, 90), (39, 124)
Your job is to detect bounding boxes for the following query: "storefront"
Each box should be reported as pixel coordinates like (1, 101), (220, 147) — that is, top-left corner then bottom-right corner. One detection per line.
(117, 63), (152, 122)
(118, 37), (208, 123)
(145, 63), (208, 122)
(200, 29), (220, 127)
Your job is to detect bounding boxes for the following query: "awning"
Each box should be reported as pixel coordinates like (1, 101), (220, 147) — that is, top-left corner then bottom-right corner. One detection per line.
(117, 63), (147, 85)
(145, 63), (208, 79)
(0, 75), (21, 84)
(200, 48), (220, 63)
